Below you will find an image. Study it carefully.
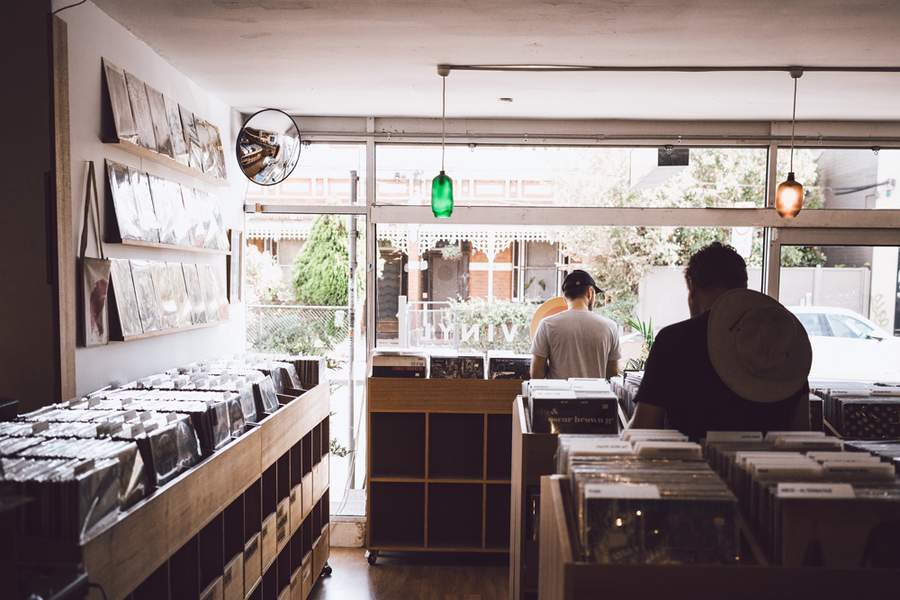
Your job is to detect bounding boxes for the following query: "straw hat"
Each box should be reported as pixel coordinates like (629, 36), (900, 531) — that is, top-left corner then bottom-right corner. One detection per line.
(530, 296), (567, 339)
(707, 289), (812, 403)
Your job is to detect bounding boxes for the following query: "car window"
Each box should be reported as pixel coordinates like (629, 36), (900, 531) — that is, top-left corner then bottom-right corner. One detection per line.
(826, 314), (875, 339)
(796, 313), (830, 337)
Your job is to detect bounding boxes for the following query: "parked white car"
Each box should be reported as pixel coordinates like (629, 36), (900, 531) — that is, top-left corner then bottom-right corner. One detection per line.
(789, 306), (900, 383)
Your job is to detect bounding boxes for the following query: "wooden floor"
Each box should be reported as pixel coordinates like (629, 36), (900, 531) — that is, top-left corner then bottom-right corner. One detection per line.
(309, 548), (509, 600)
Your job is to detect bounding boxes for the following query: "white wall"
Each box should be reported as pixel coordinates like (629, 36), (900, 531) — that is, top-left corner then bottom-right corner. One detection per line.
(56, 1), (249, 395)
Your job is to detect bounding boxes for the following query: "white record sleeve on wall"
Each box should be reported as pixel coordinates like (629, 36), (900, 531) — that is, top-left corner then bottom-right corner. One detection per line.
(145, 84), (174, 159)
(164, 95), (189, 166)
(128, 168), (161, 242)
(106, 160), (142, 241)
(130, 259), (163, 333)
(124, 71), (157, 151)
(102, 60), (138, 144)
(183, 263), (207, 325)
(108, 258), (142, 338)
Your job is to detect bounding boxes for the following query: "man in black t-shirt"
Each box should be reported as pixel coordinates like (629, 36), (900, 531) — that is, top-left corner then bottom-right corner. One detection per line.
(630, 243), (812, 440)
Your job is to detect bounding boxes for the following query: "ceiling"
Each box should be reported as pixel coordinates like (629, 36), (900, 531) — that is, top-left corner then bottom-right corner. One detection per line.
(90, 0), (900, 120)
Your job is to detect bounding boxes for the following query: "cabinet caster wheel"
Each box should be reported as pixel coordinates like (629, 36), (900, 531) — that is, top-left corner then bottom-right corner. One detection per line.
(322, 562), (333, 577)
(366, 550), (378, 565)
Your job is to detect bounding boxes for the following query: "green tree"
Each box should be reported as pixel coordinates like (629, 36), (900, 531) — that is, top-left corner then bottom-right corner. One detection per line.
(293, 215), (349, 306)
(555, 147), (827, 325)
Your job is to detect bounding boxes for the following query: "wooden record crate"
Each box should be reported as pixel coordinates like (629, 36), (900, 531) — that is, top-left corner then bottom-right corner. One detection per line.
(81, 383), (332, 600)
(538, 474), (900, 600)
(365, 377), (521, 562)
(509, 395), (562, 600)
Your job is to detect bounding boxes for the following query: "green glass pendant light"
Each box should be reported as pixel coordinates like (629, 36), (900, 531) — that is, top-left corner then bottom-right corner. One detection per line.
(431, 67), (453, 218)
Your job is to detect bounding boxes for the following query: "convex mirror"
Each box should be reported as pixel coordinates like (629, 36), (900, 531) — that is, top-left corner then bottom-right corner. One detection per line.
(236, 108), (301, 185)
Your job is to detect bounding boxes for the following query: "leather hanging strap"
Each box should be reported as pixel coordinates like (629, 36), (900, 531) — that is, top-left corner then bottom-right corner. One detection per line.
(79, 161), (104, 260)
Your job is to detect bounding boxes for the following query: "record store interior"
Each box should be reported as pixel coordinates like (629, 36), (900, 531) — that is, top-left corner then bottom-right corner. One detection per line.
(6, 1), (900, 599)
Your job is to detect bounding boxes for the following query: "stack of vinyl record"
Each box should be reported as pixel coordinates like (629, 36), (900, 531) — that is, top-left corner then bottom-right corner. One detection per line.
(486, 351), (531, 380)
(428, 350), (485, 379)
(250, 354), (325, 389)
(0, 455), (120, 542)
(370, 349), (427, 378)
(523, 379), (619, 434)
(704, 430), (900, 567)
(610, 372), (643, 420)
(813, 382), (900, 439)
(558, 431), (739, 565)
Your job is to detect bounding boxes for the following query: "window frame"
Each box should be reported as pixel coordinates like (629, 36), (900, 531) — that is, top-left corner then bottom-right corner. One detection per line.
(243, 116), (900, 352)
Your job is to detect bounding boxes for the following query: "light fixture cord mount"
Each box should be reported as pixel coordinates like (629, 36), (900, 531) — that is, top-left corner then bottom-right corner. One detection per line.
(789, 69), (802, 173)
(438, 68), (449, 172)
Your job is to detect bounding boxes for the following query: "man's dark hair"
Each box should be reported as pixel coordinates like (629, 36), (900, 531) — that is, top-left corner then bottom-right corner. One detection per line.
(563, 284), (591, 301)
(685, 242), (748, 290)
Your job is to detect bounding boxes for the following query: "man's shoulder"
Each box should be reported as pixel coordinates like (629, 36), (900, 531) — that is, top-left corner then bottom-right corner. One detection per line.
(654, 313), (708, 347)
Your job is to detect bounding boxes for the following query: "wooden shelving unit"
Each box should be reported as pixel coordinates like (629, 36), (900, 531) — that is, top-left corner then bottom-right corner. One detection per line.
(104, 139), (227, 186)
(510, 395), (563, 600)
(81, 383), (331, 600)
(538, 474), (900, 600)
(117, 238), (231, 255)
(365, 378), (521, 562)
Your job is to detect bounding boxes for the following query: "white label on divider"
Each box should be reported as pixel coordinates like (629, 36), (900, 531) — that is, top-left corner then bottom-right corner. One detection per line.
(706, 431), (763, 442)
(776, 483), (855, 499)
(585, 483), (661, 500)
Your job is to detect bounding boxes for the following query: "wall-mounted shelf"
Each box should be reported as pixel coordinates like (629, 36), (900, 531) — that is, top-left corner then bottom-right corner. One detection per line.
(81, 383), (331, 600)
(104, 138), (228, 187)
(366, 377), (520, 560)
(116, 239), (230, 255)
(114, 319), (227, 343)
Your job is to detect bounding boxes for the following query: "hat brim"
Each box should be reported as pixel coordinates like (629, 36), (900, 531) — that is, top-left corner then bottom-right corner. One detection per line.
(707, 289), (812, 403)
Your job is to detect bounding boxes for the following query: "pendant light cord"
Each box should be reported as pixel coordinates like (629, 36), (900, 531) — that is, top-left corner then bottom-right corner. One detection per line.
(789, 75), (798, 172)
(441, 75), (447, 171)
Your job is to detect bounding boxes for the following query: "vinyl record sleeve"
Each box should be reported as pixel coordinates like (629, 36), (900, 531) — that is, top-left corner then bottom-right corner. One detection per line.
(82, 257), (111, 347)
(169, 184), (193, 247)
(178, 186), (201, 247)
(124, 72), (157, 151)
(167, 262), (193, 328)
(191, 190), (216, 248)
(212, 264), (230, 320)
(180, 106), (204, 172)
(109, 259), (143, 337)
(207, 123), (227, 179)
(102, 60), (138, 144)
(198, 263), (222, 323)
(151, 261), (179, 330)
(148, 175), (178, 244)
(129, 168), (161, 242)
(145, 84), (173, 158)
(183, 263), (208, 324)
(106, 160), (142, 241)
(131, 260), (163, 333)
(164, 95), (189, 165)
(195, 117), (216, 174)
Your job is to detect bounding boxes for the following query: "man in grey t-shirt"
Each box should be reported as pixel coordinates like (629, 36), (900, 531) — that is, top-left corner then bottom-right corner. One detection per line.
(530, 270), (621, 380)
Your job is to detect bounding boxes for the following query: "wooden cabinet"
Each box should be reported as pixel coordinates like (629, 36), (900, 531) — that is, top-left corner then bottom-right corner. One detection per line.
(509, 395), (560, 600)
(81, 384), (332, 600)
(365, 378), (520, 560)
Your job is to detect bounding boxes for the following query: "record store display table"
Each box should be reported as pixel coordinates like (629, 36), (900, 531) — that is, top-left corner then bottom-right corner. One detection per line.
(538, 474), (899, 600)
(73, 383), (331, 600)
(365, 378), (522, 563)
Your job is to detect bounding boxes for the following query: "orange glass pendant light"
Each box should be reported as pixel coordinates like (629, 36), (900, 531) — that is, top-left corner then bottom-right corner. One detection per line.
(776, 70), (804, 218)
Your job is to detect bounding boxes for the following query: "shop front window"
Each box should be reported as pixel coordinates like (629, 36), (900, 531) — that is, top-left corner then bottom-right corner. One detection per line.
(375, 144), (768, 208)
(776, 148), (899, 210)
(244, 212), (367, 514)
(375, 224), (764, 368)
(779, 244), (900, 383)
